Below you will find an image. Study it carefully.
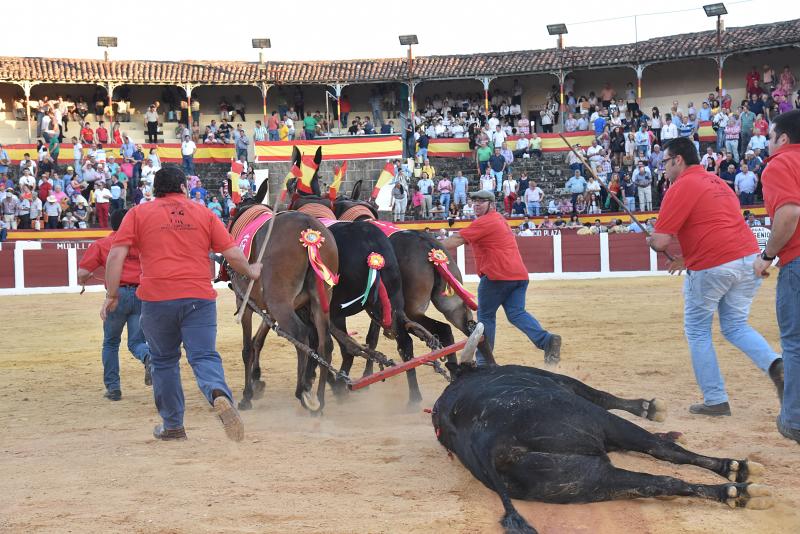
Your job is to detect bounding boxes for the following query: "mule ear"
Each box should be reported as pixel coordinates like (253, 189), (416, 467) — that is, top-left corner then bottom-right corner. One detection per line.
(314, 146), (323, 166)
(254, 176), (269, 204)
(459, 322), (483, 365)
(291, 145), (301, 167)
(351, 179), (363, 200)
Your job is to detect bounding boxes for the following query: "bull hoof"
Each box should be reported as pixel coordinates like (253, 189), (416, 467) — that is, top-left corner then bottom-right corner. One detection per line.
(727, 459), (764, 483)
(252, 380), (266, 399)
(645, 398), (667, 422)
(238, 398), (252, 410)
(726, 483), (773, 509)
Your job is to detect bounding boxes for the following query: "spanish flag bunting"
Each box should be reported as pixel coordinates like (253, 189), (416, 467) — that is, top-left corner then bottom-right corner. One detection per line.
(329, 161), (347, 201)
(371, 161), (395, 199)
(230, 159), (244, 204)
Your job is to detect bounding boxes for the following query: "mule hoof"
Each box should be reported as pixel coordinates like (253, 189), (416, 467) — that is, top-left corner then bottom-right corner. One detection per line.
(251, 380), (266, 399)
(238, 398), (252, 410)
(300, 390), (321, 412)
(646, 398), (667, 422)
(745, 460), (765, 481)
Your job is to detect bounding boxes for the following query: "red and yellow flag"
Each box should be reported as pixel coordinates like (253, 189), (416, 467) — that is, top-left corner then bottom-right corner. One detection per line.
(229, 160), (244, 204)
(280, 165), (301, 202)
(329, 161), (347, 201)
(371, 161), (395, 199)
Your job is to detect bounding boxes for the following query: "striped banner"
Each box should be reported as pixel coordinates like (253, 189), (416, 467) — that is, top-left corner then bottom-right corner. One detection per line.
(2, 143), (235, 164)
(255, 136), (402, 162)
(426, 130), (597, 158)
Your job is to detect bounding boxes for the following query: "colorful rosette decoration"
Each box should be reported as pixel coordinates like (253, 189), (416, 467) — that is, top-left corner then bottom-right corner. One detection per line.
(427, 248), (478, 311)
(300, 229), (338, 287)
(341, 252), (387, 309)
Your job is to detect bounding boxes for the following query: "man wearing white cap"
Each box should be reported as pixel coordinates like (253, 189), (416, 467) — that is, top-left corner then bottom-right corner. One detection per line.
(44, 194), (61, 229)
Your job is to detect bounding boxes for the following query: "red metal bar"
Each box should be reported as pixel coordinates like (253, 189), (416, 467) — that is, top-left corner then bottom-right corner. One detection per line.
(348, 338), (470, 391)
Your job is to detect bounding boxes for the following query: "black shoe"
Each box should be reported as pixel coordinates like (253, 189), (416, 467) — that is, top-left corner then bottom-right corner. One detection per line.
(153, 424), (187, 441)
(776, 416), (800, 444)
(769, 358), (784, 402)
(689, 401), (731, 416)
(544, 334), (561, 366)
(104, 389), (122, 401)
(144, 355), (152, 387)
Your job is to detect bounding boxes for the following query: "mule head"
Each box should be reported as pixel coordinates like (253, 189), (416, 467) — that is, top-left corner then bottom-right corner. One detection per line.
(291, 145), (323, 197)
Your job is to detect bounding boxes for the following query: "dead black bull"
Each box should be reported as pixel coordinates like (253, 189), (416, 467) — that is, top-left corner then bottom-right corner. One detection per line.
(432, 324), (773, 534)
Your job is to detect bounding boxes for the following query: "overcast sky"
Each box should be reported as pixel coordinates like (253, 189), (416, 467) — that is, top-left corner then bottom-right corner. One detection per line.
(5, 0), (800, 62)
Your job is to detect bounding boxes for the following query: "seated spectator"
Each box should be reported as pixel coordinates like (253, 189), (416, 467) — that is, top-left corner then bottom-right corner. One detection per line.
(512, 197), (527, 216)
(461, 198), (475, 219)
(430, 201), (445, 220)
(540, 215), (555, 229)
(553, 215), (566, 227)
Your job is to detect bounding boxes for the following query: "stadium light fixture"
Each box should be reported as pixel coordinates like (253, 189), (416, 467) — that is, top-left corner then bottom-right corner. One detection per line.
(252, 38), (272, 65)
(703, 3), (727, 17)
(546, 24), (568, 36)
(398, 34), (418, 46)
(97, 36), (117, 61)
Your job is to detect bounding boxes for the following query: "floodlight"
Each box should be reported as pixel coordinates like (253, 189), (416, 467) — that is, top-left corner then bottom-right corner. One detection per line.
(251, 38), (272, 49)
(703, 3), (727, 17)
(97, 36), (118, 48)
(399, 35), (419, 46)
(547, 24), (568, 36)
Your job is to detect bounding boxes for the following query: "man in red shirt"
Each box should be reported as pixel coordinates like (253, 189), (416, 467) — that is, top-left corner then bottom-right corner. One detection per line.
(78, 209), (150, 401)
(442, 189), (561, 366)
(753, 109), (800, 444)
(96, 121), (109, 144)
(102, 165), (262, 442)
(649, 137), (782, 417)
(80, 122), (94, 144)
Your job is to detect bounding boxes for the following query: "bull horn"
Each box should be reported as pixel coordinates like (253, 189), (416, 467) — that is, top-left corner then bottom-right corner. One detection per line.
(460, 322), (484, 365)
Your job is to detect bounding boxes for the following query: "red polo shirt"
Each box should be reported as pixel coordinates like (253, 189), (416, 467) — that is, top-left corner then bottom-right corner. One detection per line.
(762, 143), (800, 266)
(655, 165), (758, 271)
(79, 232), (142, 286)
(459, 210), (529, 280)
(112, 193), (236, 301)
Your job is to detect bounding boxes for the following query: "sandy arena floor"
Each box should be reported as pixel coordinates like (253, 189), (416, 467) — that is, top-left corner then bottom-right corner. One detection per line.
(0, 277), (797, 534)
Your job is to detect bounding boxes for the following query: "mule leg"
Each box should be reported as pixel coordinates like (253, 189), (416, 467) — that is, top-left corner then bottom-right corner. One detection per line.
(499, 450), (772, 509)
(528, 369), (666, 422)
(394, 314), (422, 404)
(268, 302), (314, 409)
(308, 300), (332, 414)
(250, 319), (270, 400)
(238, 304), (255, 410)
(602, 411), (763, 483)
(363, 320), (381, 377)
(330, 314), (355, 397)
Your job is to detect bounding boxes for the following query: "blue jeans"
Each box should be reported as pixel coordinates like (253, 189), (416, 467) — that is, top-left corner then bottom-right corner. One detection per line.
(416, 147), (428, 160)
(683, 254), (780, 405)
(476, 278), (551, 366)
(625, 196), (636, 212)
(236, 148), (248, 161)
(268, 129), (279, 141)
(439, 192), (451, 214)
(182, 155), (194, 175)
(454, 191), (467, 206)
(491, 170), (504, 192)
(102, 285), (149, 391)
(527, 201), (541, 216)
(716, 128), (726, 152)
(739, 192), (755, 206)
(140, 298), (233, 429)
(777, 257), (800, 431)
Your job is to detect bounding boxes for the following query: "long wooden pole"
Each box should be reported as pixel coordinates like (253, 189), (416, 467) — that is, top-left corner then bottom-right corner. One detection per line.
(558, 133), (675, 261)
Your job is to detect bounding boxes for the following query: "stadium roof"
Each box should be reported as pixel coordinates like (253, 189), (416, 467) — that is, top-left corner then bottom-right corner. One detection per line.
(0, 19), (798, 86)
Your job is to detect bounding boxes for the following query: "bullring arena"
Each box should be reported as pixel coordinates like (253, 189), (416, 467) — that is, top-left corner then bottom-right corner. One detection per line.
(1, 278), (797, 533)
(2, 6), (800, 533)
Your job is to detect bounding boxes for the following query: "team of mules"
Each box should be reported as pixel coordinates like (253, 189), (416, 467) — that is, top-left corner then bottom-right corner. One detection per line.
(223, 148), (776, 531)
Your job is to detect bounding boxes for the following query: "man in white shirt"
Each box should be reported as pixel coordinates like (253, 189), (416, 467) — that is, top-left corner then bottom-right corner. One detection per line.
(416, 173), (434, 219)
(586, 140), (604, 168)
(513, 135), (530, 158)
(748, 133), (768, 152)
(94, 181), (113, 228)
(660, 116), (679, 142)
(524, 181), (544, 216)
(181, 135), (197, 175)
(501, 175), (518, 216)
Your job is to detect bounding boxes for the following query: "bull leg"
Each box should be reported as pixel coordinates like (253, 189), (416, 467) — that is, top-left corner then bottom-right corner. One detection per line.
(238, 304), (255, 410)
(602, 411), (764, 483)
(250, 319), (270, 400)
(499, 450), (772, 509)
(529, 369), (666, 422)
